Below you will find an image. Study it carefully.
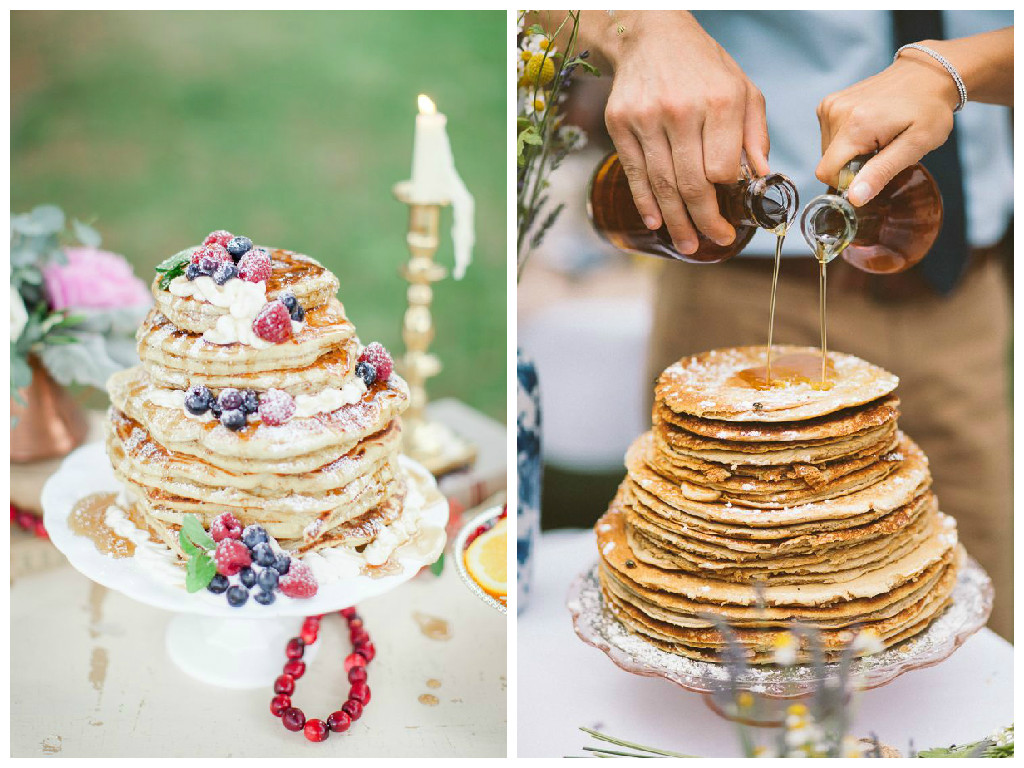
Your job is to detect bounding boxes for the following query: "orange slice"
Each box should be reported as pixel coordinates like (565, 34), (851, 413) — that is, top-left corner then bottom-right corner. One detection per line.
(464, 517), (507, 599)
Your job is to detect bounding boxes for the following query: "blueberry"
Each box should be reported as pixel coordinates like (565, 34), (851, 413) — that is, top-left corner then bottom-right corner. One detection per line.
(257, 567), (279, 592)
(213, 262), (238, 285)
(239, 567), (257, 588)
(242, 525), (269, 550)
(185, 262), (202, 281)
(207, 574), (230, 594)
(278, 292), (297, 312)
(184, 384), (213, 415)
(273, 554), (291, 574)
(218, 388), (243, 411)
(226, 236), (253, 259)
(290, 304), (305, 323)
(198, 254), (220, 275)
(210, 400), (223, 419)
(253, 542), (276, 568)
(220, 408), (246, 431)
(355, 361), (377, 387)
(254, 589), (276, 605)
(226, 585), (249, 607)
(241, 389), (259, 414)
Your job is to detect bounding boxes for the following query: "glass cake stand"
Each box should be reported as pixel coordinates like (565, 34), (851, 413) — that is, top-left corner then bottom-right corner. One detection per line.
(568, 558), (992, 722)
(43, 442), (449, 689)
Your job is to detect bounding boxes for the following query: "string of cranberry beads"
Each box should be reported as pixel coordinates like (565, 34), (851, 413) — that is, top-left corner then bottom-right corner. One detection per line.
(270, 606), (375, 742)
(11, 504), (48, 539)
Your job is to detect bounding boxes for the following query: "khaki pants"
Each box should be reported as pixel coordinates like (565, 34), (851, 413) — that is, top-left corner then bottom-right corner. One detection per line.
(648, 255), (1013, 640)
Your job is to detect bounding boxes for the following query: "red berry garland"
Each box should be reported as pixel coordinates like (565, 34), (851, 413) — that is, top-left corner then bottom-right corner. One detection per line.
(11, 504), (48, 539)
(270, 609), (374, 742)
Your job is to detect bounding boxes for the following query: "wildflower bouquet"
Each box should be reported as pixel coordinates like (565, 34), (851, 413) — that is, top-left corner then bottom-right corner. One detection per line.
(10, 205), (151, 400)
(516, 10), (597, 277)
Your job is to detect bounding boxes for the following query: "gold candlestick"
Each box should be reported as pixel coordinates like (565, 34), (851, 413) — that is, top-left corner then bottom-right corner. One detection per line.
(393, 181), (477, 477)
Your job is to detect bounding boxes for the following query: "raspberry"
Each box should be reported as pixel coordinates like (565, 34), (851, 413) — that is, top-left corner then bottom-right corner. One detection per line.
(279, 559), (318, 599)
(252, 301), (293, 343)
(258, 388), (296, 426)
(359, 342), (394, 381)
(193, 244), (232, 273)
(203, 230), (234, 247)
(213, 538), (251, 576)
(210, 512), (242, 542)
(238, 248), (272, 283)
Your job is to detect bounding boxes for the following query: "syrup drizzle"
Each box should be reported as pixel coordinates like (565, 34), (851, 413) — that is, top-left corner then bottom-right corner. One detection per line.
(764, 227), (787, 386)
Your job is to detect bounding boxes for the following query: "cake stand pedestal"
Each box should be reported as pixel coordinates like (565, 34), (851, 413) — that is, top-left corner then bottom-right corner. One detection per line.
(568, 560), (992, 725)
(43, 443), (449, 690)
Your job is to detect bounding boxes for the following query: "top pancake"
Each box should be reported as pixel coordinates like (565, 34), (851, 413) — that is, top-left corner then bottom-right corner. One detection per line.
(153, 247), (340, 335)
(655, 346), (899, 422)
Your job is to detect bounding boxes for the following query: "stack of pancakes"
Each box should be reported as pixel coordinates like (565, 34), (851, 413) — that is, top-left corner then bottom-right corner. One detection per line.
(596, 346), (963, 663)
(104, 246), (411, 561)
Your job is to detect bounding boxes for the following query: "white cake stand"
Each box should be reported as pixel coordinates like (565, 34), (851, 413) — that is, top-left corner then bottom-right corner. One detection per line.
(42, 442), (449, 689)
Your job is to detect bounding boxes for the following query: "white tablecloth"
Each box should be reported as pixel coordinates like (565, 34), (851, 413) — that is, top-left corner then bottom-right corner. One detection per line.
(517, 530), (1013, 758)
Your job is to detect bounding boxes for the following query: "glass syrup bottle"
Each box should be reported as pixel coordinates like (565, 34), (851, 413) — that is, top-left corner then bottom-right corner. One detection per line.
(800, 155), (944, 272)
(587, 151), (799, 263)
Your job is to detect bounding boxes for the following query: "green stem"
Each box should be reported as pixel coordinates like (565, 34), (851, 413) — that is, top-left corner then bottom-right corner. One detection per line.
(579, 727), (698, 758)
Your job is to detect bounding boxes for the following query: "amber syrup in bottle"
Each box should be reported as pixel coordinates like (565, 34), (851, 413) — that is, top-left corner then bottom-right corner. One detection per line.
(801, 155), (944, 274)
(587, 151), (798, 264)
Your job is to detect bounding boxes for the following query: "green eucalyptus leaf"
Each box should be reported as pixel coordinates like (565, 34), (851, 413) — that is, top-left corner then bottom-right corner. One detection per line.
(72, 219), (102, 248)
(37, 332), (126, 390)
(30, 205), (65, 232)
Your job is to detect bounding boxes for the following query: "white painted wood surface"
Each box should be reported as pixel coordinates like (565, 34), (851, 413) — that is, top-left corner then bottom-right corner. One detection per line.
(12, 557), (506, 757)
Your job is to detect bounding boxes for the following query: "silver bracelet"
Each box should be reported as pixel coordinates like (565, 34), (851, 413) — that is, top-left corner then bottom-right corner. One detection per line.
(894, 43), (967, 112)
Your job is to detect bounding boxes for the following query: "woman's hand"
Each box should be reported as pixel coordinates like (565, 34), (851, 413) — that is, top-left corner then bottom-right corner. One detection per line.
(599, 12), (770, 254)
(816, 47), (961, 206)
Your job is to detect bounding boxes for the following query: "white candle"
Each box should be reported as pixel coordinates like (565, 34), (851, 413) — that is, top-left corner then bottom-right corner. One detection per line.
(408, 94), (475, 280)
(410, 95), (453, 204)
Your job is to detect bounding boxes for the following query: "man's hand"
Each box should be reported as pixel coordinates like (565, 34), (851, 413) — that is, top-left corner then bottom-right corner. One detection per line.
(597, 12), (770, 254)
(816, 28), (1012, 206)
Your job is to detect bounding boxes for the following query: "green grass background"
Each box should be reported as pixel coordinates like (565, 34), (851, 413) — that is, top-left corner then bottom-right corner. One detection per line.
(12, 10), (507, 421)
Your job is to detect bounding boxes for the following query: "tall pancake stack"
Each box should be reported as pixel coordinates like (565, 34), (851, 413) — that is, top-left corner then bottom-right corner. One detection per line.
(596, 346), (963, 663)
(104, 240), (412, 562)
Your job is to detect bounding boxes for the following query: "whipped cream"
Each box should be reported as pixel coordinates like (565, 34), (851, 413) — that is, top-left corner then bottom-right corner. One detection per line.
(303, 475), (441, 583)
(103, 503), (183, 586)
(144, 388), (186, 409)
(293, 378), (367, 418)
(168, 275), (304, 348)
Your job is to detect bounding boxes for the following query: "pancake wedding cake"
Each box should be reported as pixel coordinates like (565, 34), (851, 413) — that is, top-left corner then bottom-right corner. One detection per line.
(77, 229), (444, 607)
(595, 346), (964, 663)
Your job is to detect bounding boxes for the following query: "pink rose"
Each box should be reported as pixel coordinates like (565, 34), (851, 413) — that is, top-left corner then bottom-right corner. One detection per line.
(43, 247), (151, 312)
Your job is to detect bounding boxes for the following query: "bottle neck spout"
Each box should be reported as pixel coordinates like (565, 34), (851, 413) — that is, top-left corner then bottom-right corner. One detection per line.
(744, 174), (799, 233)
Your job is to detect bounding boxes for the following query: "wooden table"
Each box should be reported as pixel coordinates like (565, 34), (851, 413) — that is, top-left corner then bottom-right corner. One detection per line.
(12, 531), (506, 757)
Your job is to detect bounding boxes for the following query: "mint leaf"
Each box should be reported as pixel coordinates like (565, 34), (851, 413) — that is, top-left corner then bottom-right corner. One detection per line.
(179, 528), (200, 557)
(429, 553), (445, 576)
(185, 552), (217, 593)
(181, 514), (215, 550)
(155, 248), (193, 290)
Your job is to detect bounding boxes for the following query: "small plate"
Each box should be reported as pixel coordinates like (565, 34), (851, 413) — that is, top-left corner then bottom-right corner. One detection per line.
(453, 505), (507, 614)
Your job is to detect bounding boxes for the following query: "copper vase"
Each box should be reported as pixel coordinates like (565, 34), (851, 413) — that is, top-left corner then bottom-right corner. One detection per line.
(10, 356), (88, 463)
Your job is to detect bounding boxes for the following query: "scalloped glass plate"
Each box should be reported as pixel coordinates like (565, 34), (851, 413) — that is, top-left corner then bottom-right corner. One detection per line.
(568, 557), (992, 698)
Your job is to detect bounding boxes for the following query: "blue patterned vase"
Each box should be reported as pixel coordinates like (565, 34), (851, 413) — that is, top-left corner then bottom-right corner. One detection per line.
(516, 346), (542, 613)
